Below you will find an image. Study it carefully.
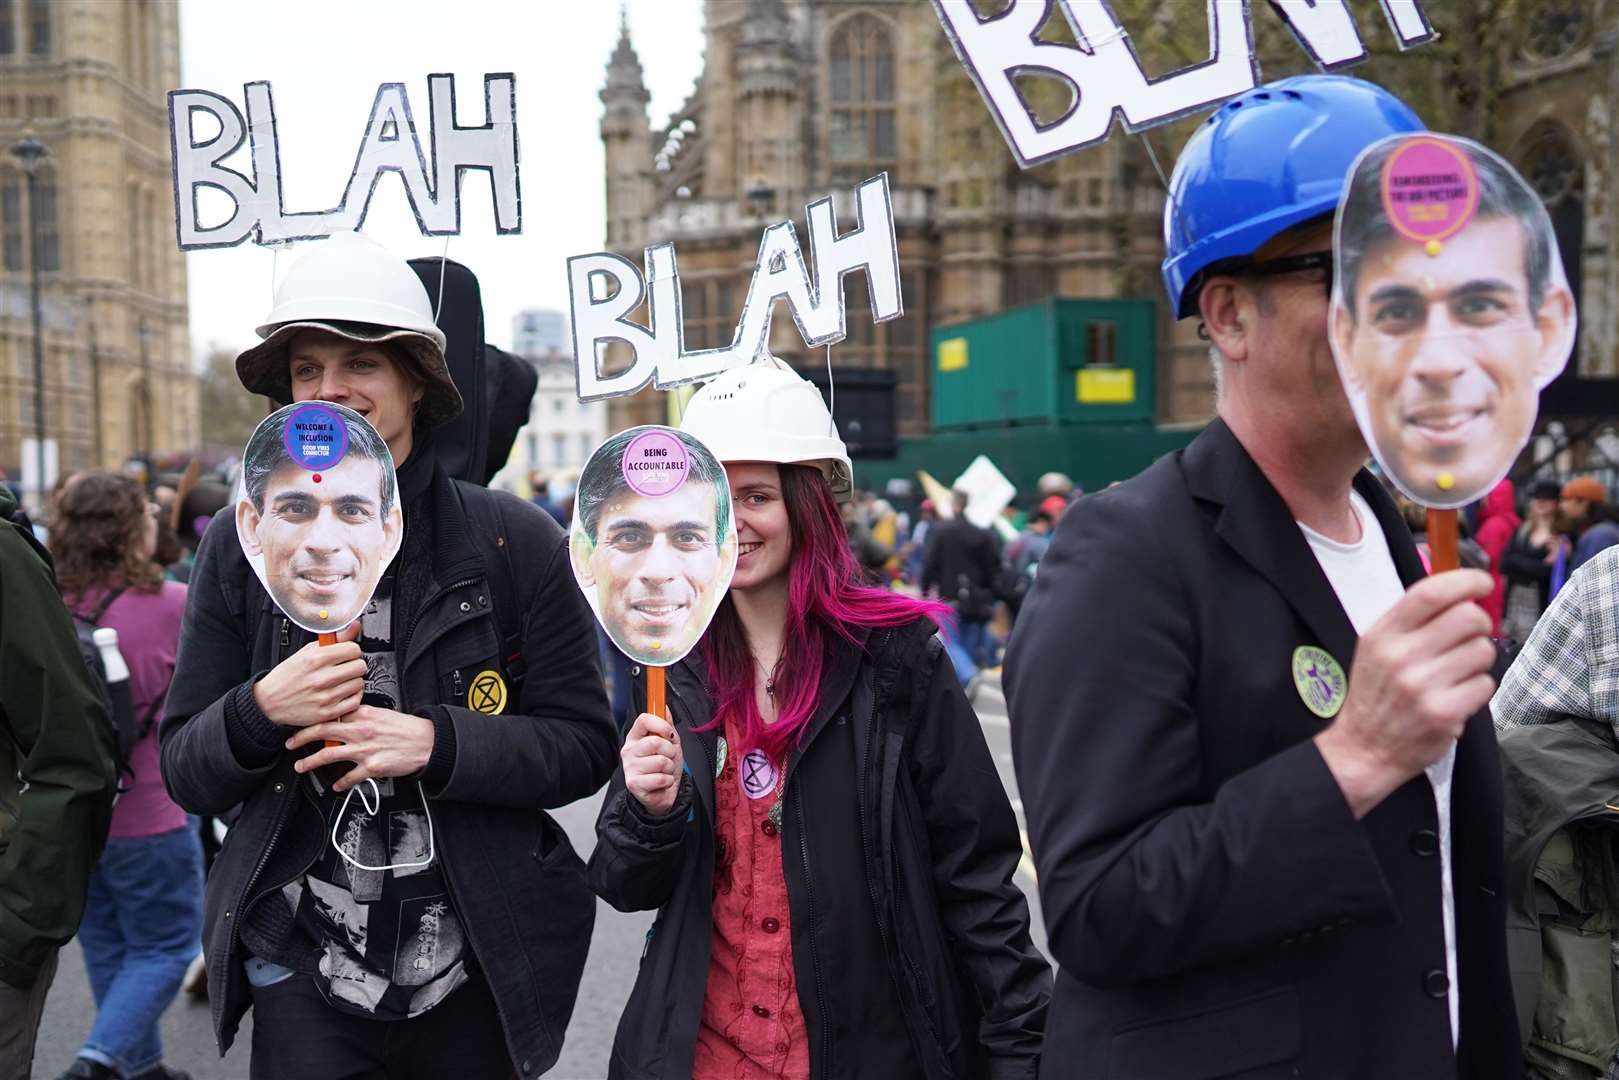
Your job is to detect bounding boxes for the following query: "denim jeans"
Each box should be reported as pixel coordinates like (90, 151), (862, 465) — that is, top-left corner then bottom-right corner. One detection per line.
(76, 823), (204, 1076)
(944, 618), (993, 685)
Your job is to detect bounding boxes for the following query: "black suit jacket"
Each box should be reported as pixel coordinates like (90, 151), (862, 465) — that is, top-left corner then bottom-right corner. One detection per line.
(1004, 420), (1520, 1079)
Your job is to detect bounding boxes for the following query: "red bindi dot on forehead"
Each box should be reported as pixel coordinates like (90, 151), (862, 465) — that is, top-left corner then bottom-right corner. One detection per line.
(312, 474), (322, 483)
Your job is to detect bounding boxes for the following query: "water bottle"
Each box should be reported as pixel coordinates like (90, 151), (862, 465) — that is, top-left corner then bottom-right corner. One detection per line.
(92, 627), (135, 772)
(93, 627), (129, 685)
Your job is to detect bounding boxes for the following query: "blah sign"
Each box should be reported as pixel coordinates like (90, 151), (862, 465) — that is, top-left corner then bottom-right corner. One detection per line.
(931, 0), (1438, 168)
(568, 173), (903, 402)
(168, 73), (521, 250)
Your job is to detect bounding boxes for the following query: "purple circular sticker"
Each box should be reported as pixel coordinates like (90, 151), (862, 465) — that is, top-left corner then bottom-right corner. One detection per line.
(622, 429), (690, 497)
(1379, 136), (1480, 244)
(739, 748), (779, 800)
(282, 404), (348, 471)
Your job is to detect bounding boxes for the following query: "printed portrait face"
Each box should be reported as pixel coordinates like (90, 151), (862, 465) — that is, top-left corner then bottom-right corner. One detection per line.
(236, 402), (403, 634)
(1331, 134), (1575, 509)
(570, 427), (737, 667)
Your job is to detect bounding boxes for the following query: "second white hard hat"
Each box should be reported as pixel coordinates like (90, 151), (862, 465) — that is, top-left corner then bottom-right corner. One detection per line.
(234, 232), (462, 426)
(680, 357), (853, 501)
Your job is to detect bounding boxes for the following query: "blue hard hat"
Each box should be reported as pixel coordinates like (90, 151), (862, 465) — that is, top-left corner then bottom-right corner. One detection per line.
(1161, 75), (1425, 319)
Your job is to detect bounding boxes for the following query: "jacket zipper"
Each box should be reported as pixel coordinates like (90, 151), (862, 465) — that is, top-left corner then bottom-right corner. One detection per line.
(794, 781), (832, 1080)
(860, 631), (950, 1071)
(438, 843), (523, 1067)
(892, 803), (948, 1066)
(398, 577), (526, 1065)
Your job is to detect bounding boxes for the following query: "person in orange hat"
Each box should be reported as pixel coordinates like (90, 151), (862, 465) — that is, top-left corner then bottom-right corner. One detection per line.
(1560, 476), (1619, 571)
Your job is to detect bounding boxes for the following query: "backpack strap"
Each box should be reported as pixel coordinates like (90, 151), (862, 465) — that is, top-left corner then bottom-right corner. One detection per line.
(82, 586), (126, 626)
(873, 625), (943, 899)
(459, 487), (526, 687)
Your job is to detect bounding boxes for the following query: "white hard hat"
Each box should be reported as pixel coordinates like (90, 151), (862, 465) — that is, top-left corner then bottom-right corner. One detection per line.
(235, 232), (462, 426)
(680, 357), (854, 501)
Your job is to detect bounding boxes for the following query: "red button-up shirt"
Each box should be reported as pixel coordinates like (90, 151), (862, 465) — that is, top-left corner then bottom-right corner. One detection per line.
(693, 726), (811, 1080)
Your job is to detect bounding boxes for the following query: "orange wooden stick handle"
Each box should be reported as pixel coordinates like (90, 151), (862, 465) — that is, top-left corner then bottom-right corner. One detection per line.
(317, 632), (341, 747)
(1426, 508), (1460, 574)
(646, 666), (666, 721)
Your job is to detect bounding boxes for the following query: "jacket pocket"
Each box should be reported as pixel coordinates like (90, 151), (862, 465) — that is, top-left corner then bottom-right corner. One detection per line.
(531, 810), (573, 865)
(1109, 987), (1301, 1079)
(1527, 920), (1619, 1072)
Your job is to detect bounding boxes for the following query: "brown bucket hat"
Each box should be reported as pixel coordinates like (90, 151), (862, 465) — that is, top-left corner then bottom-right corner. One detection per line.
(235, 319), (464, 429)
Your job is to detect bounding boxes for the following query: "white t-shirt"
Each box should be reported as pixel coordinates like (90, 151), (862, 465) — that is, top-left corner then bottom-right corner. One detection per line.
(1298, 489), (1459, 1046)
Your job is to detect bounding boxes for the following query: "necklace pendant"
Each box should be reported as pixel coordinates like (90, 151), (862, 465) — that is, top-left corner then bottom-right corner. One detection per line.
(767, 797), (785, 830)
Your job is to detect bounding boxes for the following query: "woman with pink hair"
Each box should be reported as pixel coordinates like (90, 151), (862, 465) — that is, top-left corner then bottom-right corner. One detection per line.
(590, 360), (1049, 1080)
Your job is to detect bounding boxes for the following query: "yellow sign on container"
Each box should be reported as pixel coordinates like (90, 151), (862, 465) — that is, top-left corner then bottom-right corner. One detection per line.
(1077, 367), (1135, 404)
(937, 337), (969, 372)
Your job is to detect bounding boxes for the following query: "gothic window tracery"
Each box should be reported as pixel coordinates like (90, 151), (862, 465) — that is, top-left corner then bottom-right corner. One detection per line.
(827, 13), (896, 186)
(1523, 3), (1587, 61)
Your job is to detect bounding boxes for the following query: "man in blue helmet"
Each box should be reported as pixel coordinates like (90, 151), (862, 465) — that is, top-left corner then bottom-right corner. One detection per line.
(1006, 76), (1520, 1078)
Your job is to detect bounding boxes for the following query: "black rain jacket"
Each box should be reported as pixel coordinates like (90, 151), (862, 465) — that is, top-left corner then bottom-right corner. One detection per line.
(589, 617), (1050, 1079)
(159, 452), (616, 1078)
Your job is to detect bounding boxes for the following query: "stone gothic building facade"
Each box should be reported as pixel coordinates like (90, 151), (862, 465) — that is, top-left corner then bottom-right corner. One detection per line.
(0, 0), (196, 487)
(599, 0), (1196, 438)
(600, 1), (1613, 452)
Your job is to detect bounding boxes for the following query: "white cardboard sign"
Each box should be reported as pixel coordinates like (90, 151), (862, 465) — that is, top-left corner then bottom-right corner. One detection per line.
(169, 73), (521, 250)
(952, 455), (1017, 530)
(568, 173), (903, 402)
(931, 0), (1437, 168)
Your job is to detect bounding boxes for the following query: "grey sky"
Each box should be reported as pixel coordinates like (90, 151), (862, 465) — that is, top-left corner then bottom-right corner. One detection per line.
(178, 0), (704, 362)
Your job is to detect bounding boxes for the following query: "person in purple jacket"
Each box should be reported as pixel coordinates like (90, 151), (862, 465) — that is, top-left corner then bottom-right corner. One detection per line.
(49, 472), (199, 1080)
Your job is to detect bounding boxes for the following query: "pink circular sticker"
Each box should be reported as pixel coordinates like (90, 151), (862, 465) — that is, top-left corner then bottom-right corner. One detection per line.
(1379, 136), (1480, 244)
(621, 429), (690, 497)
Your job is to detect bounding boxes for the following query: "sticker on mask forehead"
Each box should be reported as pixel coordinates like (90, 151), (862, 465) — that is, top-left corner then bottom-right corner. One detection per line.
(283, 403), (350, 470)
(1380, 137), (1479, 245)
(621, 429), (690, 497)
(569, 426), (738, 668)
(235, 401), (403, 635)
(1329, 131), (1577, 511)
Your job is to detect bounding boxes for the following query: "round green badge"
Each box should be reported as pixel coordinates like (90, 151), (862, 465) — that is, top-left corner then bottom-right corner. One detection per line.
(1292, 646), (1347, 719)
(714, 735), (728, 779)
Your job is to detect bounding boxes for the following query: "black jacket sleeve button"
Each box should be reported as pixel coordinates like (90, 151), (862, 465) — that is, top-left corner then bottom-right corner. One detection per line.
(1423, 969), (1449, 998)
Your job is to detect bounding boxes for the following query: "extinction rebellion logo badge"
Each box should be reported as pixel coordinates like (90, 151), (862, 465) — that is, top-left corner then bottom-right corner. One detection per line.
(1292, 646), (1347, 719)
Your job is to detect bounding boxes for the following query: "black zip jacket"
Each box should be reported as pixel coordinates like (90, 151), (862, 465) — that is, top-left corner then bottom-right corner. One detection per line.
(1499, 523), (1554, 609)
(158, 453), (616, 1078)
(589, 618), (1050, 1079)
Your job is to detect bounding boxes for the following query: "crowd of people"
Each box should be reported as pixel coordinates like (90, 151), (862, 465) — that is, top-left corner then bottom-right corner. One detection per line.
(3, 70), (1618, 1080)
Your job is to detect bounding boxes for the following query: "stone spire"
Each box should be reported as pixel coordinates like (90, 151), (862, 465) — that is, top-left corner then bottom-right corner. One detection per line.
(602, 4), (653, 249)
(736, 0), (798, 97)
(739, 0), (793, 52)
(603, 6), (651, 105)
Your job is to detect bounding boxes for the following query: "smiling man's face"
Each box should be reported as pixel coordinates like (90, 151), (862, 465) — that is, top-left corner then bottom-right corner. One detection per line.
(573, 482), (724, 664)
(1335, 215), (1569, 504)
(237, 454), (402, 631)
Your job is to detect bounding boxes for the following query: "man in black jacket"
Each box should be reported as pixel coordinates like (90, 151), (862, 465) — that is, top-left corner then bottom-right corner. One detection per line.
(160, 233), (616, 1079)
(922, 490), (1001, 683)
(1006, 76), (1521, 1078)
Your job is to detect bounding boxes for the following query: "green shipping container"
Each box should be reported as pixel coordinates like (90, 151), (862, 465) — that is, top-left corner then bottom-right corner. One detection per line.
(930, 298), (1159, 429)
